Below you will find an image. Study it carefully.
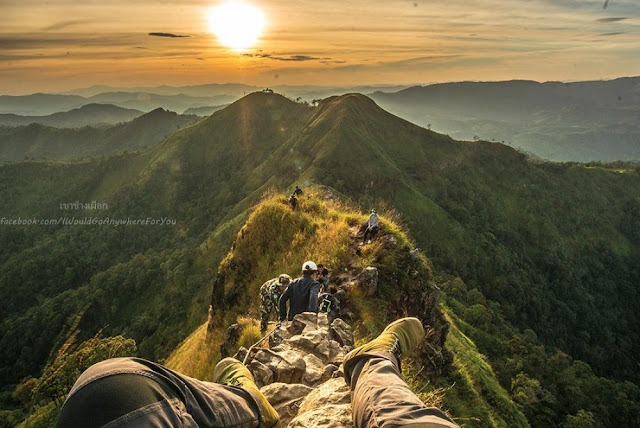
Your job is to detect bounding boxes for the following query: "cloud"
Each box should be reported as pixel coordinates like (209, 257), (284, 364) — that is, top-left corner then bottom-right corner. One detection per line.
(148, 32), (190, 38)
(242, 53), (333, 62)
(594, 17), (628, 22)
(42, 20), (88, 31)
(597, 32), (625, 36)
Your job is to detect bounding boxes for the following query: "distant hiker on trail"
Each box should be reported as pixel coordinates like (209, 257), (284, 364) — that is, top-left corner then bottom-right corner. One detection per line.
(279, 260), (320, 322)
(288, 185), (303, 210)
(57, 318), (459, 428)
(318, 286), (340, 323)
(362, 208), (380, 244)
(289, 193), (298, 210)
(259, 274), (292, 333)
(316, 263), (330, 292)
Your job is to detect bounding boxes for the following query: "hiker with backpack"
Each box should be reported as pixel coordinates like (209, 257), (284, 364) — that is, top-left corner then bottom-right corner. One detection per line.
(318, 286), (340, 323)
(278, 260), (320, 322)
(56, 318), (459, 428)
(259, 274), (292, 333)
(362, 208), (380, 244)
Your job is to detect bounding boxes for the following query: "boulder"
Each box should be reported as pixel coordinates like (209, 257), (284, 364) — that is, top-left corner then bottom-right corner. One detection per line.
(357, 267), (378, 297)
(288, 378), (353, 427)
(287, 312), (318, 335)
(260, 382), (313, 427)
(301, 353), (325, 385)
(317, 312), (330, 334)
(233, 346), (249, 362)
(253, 348), (306, 384)
(330, 318), (354, 347)
(247, 360), (273, 388)
(287, 330), (325, 354)
(269, 325), (293, 347)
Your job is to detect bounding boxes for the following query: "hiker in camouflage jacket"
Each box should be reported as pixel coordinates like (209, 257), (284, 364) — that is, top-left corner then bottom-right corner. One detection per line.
(260, 274), (292, 332)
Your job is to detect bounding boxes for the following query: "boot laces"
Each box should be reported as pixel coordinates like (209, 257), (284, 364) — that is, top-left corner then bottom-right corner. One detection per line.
(227, 375), (248, 387)
(390, 338), (401, 356)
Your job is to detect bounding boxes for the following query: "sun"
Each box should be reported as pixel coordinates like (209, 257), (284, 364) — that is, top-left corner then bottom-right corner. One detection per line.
(207, 2), (265, 51)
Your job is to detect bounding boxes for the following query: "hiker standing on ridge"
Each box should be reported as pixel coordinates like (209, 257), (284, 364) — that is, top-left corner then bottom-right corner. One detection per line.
(259, 274), (292, 333)
(279, 261), (320, 322)
(316, 263), (330, 293)
(289, 185), (303, 210)
(362, 208), (380, 244)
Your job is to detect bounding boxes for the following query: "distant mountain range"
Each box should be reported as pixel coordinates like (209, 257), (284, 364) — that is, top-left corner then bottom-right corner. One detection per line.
(0, 92), (235, 116)
(0, 108), (198, 161)
(371, 77), (640, 162)
(0, 84), (411, 116)
(2, 78), (639, 161)
(0, 103), (143, 128)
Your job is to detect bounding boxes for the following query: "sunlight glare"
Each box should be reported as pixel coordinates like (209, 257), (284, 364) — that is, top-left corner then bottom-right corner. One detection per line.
(208, 2), (265, 51)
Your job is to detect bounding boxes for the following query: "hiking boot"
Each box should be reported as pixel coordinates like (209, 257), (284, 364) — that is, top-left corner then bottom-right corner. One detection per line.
(213, 357), (281, 427)
(343, 317), (424, 384)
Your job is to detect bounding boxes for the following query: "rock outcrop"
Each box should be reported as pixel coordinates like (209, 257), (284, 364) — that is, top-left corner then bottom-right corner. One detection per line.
(236, 312), (355, 427)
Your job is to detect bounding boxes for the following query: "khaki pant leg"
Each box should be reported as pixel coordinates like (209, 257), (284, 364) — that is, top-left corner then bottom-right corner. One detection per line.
(58, 357), (262, 428)
(349, 353), (459, 428)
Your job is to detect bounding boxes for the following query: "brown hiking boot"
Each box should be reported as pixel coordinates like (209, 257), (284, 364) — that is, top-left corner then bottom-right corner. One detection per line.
(343, 317), (425, 384)
(213, 357), (281, 427)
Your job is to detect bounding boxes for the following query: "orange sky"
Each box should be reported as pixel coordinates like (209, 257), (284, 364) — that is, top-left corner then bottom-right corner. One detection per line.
(1, 0), (639, 94)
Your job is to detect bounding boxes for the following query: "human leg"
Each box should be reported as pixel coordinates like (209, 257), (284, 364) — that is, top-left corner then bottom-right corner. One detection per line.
(363, 227), (371, 244)
(260, 303), (270, 333)
(57, 357), (275, 428)
(343, 318), (459, 428)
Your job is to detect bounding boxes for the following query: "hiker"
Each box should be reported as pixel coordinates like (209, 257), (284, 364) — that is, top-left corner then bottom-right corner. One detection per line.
(259, 274), (292, 333)
(288, 193), (298, 210)
(316, 263), (330, 292)
(318, 286), (340, 323)
(56, 318), (459, 428)
(362, 208), (380, 244)
(278, 261), (320, 322)
(293, 185), (303, 197)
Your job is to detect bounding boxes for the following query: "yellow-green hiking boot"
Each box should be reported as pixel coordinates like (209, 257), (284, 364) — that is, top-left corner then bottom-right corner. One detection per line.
(213, 357), (281, 428)
(343, 317), (425, 384)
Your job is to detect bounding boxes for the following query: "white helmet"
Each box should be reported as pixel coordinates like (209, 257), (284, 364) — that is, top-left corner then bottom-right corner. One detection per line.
(302, 260), (317, 272)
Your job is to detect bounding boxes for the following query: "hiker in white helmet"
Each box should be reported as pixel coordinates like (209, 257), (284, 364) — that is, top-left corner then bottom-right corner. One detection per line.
(278, 260), (320, 321)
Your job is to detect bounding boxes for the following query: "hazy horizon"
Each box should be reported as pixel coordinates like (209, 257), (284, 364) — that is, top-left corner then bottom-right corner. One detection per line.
(2, 0), (639, 95)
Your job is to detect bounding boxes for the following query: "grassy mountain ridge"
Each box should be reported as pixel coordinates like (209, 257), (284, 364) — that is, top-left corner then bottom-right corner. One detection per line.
(166, 192), (529, 428)
(0, 91), (639, 426)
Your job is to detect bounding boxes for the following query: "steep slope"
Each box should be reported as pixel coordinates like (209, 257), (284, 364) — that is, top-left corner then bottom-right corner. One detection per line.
(0, 104), (143, 128)
(0, 109), (198, 161)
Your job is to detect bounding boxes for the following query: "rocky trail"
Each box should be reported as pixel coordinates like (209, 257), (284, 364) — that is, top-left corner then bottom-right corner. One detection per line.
(236, 312), (355, 427)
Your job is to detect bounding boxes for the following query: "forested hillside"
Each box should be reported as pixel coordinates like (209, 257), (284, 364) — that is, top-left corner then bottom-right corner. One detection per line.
(0, 108), (198, 161)
(1, 92), (639, 427)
